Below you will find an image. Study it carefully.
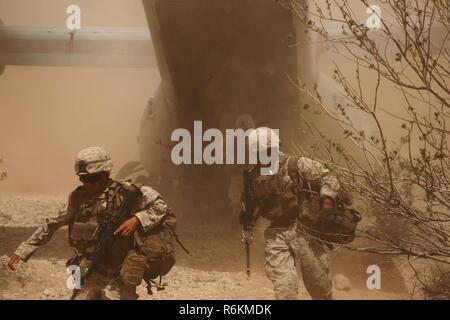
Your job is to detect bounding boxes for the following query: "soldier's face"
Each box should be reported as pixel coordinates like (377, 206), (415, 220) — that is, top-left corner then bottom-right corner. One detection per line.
(79, 172), (107, 195)
(83, 180), (102, 195)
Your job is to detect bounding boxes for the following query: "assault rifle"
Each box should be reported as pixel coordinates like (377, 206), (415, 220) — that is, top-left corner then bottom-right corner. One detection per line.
(70, 185), (141, 300)
(240, 169), (255, 279)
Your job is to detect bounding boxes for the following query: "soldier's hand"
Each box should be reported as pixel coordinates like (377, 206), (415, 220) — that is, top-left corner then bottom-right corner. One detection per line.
(321, 197), (334, 209)
(7, 254), (22, 271)
(114, 216), (139, 236)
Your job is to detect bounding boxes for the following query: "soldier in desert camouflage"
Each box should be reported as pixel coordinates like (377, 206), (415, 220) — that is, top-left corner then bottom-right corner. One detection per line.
(7, 146), (176, 300)
(243, 127), (340, 300)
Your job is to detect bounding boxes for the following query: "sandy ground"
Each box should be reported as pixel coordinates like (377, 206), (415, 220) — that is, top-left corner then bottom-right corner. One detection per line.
(0, 192), (410, 300)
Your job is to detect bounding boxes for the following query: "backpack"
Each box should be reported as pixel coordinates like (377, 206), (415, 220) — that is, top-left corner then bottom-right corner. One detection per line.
(287, 156), (361, 244)
(121, 206), (178, 290)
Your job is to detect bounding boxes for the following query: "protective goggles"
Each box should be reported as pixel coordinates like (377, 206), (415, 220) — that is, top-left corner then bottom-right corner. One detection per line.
(79, 172), (103, 183)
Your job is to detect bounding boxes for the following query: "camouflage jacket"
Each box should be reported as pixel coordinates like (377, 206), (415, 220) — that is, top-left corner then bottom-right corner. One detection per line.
(251, 152), (340, 223)
(14, 179), (172, 262)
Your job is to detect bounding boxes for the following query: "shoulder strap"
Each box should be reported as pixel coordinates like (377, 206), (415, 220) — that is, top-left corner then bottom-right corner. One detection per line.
(115, 182), (143, 217)
(288, 156), (322, 202)
(287, 155), (302, 187)
(287, 155), (314, 203)
(67, 186), (84, 244)
(113, 180), (143, 201)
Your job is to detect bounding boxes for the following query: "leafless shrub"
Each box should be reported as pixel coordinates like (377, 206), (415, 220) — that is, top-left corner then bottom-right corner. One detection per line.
(281, 0), (449, 265)
(421, 266), (450, 299)
(408, 260), (450, 299)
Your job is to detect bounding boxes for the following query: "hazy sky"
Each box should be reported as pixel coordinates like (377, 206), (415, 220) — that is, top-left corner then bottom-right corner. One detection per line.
(0, 0), (160, 191)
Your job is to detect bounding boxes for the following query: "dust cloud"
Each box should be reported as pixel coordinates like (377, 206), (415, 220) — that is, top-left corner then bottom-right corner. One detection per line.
(0, 0), (160, 192)
(0, 0), (418, 300)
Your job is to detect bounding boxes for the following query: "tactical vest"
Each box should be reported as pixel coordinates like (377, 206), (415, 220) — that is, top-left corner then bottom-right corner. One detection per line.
(251, 159), (300, 225)
(68, 180), (140, 267)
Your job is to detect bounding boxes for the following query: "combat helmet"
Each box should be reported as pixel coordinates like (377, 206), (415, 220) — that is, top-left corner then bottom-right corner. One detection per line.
(74, 146), (113, 176)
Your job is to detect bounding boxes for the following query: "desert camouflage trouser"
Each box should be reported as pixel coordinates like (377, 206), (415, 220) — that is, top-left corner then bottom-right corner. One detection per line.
(72, 272), (138, 300)
(264, 226), (332, 300)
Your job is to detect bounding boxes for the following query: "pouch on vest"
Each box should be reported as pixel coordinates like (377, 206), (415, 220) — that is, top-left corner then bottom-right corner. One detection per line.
(287, 155), (320, 220)
(258, 195), (285, 220)
(252, 174), (274, 198)
(70, 221), (98, 254)
(71, 222), (98, 242)
(253, 170), (296, 221)
(65, 254), (92, 280)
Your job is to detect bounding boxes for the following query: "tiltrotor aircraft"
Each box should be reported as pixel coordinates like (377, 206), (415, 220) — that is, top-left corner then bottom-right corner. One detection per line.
(2, 0), (443, 221)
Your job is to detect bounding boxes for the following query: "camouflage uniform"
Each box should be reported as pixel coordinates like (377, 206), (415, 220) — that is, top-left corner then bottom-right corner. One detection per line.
(14, 180), (172, 300)
(251, 152), (340, 300)
(14, 147), (175, 300)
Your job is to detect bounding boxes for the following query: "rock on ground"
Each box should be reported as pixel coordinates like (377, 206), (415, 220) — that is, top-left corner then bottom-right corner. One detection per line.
(333, 273), (352, 291)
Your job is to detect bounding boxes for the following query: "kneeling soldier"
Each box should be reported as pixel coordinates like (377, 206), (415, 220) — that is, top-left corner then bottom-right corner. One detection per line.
(7, 146), (176, 300)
